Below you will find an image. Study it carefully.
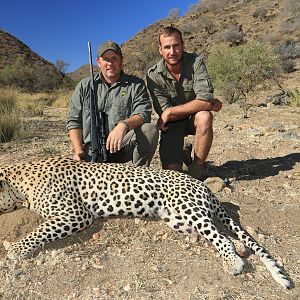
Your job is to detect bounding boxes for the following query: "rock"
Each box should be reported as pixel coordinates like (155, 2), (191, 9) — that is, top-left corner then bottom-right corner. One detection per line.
(276, 132), (300, 142)
(92, 232), (101, 240)
(231, 239), (248, 257)
(92, 287), (101, 297)
(134, 218), (142, 224)
(123, 284), (131, 292)
(3, 240), (11, 250)
(249, 128), (264, 137)
(266, 122), (285, 132)
(13, 268), (23, 277)
(204, 177), (226, 193)
(150, 265), (160, 272)
(246, 226), (257, 237)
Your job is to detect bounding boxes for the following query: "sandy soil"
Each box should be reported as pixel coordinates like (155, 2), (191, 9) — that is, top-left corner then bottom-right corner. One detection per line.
(0, 102), (299, 300)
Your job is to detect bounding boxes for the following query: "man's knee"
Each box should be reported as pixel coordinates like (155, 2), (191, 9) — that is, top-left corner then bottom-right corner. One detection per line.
(140, 123), (159, 146)
(194, 111), (213, 133)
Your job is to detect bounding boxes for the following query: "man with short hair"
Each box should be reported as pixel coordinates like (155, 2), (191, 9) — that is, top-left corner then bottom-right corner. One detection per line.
(67, 40), (158, 166)
(147, 26), (222, 179)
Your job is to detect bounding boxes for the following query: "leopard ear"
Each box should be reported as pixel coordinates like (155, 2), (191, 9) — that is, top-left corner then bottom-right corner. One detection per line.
(0, 170), (7, 190)
(0, 171), (5, 180)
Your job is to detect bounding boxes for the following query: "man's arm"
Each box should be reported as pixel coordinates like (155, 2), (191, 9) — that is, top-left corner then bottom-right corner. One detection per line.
(161, 98), (222, 123)
(67, 80), (86, 160)
(106, 115), (144, 153)
(106, 79), (150, 154)
(69, 128), (84, 161)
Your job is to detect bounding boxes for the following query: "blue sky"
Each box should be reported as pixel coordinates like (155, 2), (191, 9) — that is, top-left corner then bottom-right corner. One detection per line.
(1, 0), (197, 72)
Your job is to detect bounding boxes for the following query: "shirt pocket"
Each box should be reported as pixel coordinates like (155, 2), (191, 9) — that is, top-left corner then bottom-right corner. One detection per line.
(182, 83), (196, 102)
(112, 94), (131, 120)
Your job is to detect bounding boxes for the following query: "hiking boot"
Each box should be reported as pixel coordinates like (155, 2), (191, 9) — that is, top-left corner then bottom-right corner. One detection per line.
(183, 141), (193, 168)
(188, 161), (208, 181)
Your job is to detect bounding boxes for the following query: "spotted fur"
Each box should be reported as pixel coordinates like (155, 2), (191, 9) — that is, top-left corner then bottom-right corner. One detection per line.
(0, 156), (291, 288)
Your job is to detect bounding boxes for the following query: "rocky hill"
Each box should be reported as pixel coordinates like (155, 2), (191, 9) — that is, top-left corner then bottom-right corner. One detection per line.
(0, 29), (68, 91)
(0, 29), (63, 74)
(1, 0), (299, 88)
(68, 0), (300, 82)
(121, 0), (300, 78)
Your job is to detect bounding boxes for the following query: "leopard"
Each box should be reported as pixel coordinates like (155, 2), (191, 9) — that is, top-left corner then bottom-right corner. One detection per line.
(0, 156), (291, 288)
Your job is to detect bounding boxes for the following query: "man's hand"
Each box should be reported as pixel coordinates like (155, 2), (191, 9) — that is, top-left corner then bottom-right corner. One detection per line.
(211, 99), (222, 112)
(73, 150), (85, 161)
(106, 122), (128, 153)
(157, 108), (171, 132)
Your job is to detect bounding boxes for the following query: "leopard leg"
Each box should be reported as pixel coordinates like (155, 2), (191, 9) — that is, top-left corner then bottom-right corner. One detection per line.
(160, 205), (244, 275)
(7, 212), (94, 260)
(158, 206), (195, 235)
(187, 209), (244, 275)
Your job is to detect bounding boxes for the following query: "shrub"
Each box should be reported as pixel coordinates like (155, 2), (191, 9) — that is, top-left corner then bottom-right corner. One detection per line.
(0, 90), (20, 142)
(207, 42), (278, 115)
(274, 39), (300, 73)
(280, 59), (296, 73)
(274, 39), (300, 60)
(253, 6), (268, 20)
(288, 89), (300, 107)
(0, 56), (67, 92)
(187, 0), (233, 14)
(217, 24), (245, 46)
(167, 8), (180, 20)
(179, 16), (216, 35)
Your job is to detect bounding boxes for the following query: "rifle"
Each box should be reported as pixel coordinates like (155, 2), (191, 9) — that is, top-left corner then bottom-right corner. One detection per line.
(88, 41), (108, 162)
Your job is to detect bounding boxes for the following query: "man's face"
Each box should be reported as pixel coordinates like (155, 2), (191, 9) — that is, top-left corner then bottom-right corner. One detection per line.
(159, 32), (184, 67)
(97, 50), (123, 83)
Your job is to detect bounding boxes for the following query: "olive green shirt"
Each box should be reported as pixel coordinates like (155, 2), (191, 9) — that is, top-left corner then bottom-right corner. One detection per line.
(146, 52), (214, 116)
(67, 72), (151, 145)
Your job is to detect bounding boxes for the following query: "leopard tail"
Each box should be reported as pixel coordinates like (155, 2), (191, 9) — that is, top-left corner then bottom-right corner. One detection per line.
(211, 194), (291, 289)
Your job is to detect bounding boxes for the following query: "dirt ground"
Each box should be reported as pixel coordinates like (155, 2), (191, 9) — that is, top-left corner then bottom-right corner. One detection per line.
(0, 100), (299, 300)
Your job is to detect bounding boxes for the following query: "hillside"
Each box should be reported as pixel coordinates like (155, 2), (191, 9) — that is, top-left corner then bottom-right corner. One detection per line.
(121, 0), (300, 78)
(0, 29), (69, 91)
(2, 0), (298, 88)
(67, 0), (300, 82)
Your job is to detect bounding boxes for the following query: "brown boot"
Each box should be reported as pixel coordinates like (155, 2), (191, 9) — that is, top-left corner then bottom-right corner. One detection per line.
(183, 141), (193, 168)
(188, 161), (207, 181)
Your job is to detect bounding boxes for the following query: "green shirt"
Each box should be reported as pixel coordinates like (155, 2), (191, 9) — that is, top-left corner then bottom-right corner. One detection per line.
(67, 72), (151, 145)
(146, 52), (214, 116)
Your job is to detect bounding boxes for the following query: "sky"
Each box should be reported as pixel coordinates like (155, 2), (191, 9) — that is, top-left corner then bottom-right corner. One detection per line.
(1, 0), (198, 72)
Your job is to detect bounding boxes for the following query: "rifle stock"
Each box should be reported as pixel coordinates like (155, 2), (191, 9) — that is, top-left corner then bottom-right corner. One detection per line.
(88, 42), (108, 162)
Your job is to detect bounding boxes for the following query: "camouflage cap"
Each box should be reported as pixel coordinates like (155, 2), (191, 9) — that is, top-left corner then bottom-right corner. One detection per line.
(97, 40), (122, 57)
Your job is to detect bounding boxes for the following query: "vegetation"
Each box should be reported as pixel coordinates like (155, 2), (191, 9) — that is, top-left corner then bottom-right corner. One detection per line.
(0, 88), (72, 144)
(0, 89), (20, 142)
(288, 89), (300, 107)
(0, 56), (74, 92)
(274, 39), (300, 73)
(207, 42), (278, 116)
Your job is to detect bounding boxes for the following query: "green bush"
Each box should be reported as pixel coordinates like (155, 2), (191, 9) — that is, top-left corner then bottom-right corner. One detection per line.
(0, 56), (69, 92)
(207, 42), (278, 105)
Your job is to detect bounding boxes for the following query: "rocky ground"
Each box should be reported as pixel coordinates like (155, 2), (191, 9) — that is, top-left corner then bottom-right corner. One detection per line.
(0, 101), (299, 300)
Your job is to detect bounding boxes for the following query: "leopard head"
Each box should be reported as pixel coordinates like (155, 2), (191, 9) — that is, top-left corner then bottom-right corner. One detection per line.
(0, 167), (25, 214)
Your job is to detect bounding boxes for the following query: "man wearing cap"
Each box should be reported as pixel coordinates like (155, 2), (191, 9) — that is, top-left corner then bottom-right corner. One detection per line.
(67, 40), (158, 166)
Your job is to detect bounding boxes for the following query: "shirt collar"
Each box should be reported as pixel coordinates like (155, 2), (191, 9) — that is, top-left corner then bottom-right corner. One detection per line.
(157, 52), (188, 79)
(96, 70), (128, 84)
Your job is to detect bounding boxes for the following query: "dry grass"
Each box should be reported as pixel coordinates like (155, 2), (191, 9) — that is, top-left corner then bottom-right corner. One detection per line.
(0, 89), (20, 142)
(0, 88), (71, 143)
